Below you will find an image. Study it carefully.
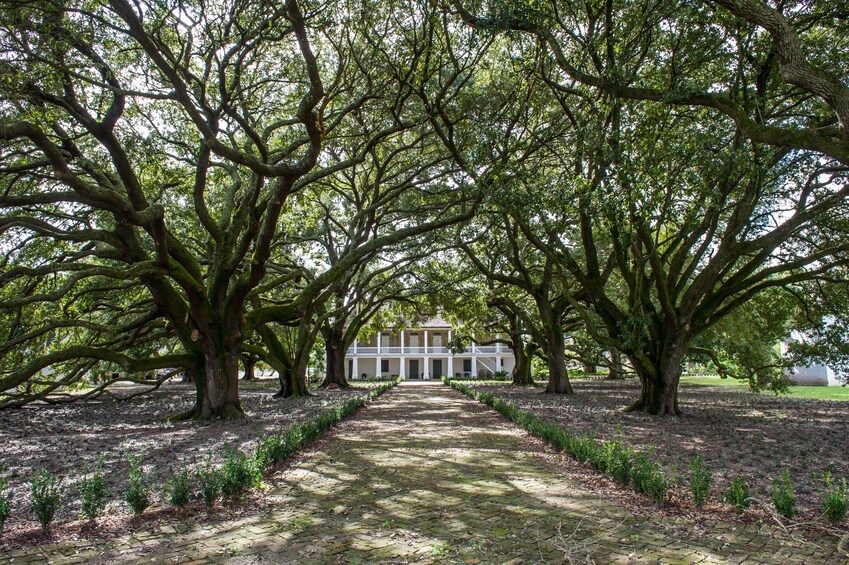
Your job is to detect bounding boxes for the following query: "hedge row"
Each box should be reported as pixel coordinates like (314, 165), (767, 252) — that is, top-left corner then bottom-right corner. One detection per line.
(444, 377), (670, 506)
(0, 378), (400, 532)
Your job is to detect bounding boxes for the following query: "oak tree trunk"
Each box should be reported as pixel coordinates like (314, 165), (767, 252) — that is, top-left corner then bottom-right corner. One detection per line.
(625, 330), (687, 416)
(275, 320), (315, 398)
(276, 352), (312, 397)
(607, 348), (625, 380)
(198, 339), (246, 419)
(321, 324), (350, 388)
(510, 335), (536, 386)
(543, 330), (573, 394)
(241, 354), (256, 381)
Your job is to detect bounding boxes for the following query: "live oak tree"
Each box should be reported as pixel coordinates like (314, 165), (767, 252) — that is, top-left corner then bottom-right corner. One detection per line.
(450, 0), (849, 164)
(515, 103), (849, 415)
(460, 213), (579, 393)
(0, 0), (424, 418)
(4, 0), (848, 423)
(244, 0), (490, 395)
(450, 0), (849, 415)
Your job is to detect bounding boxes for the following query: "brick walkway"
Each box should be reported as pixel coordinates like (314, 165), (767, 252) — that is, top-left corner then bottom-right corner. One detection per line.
(2, 382), (842, 563)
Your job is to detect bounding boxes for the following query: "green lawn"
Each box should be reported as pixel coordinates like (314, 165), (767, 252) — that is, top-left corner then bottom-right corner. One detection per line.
(680, 375), (849, 401)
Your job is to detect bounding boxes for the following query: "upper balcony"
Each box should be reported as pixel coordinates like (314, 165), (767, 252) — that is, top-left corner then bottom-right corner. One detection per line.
(346, 344), (503, 356)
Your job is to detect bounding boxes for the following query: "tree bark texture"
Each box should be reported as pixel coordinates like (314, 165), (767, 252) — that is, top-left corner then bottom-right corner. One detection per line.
(624, 330), (687, 416)
(321, 323), (351, 388)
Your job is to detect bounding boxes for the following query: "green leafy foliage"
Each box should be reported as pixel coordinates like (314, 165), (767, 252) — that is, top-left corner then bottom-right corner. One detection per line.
(689, 455), (712, 509)
(603, 440), (634, 485)
(630, 450), (669, 506)
(124, 455), (151, 515)
(220, 446), (262, 498)
(725, 477), (751, 513)
(31, 469), (62, 530)
(771, 469), (796, 519)
(78, 456), (107, 521)
(168, 469), (191, 508)
(821, 471), (848, 523)
(197, 459), (221, 508)
(254, 434), (287, 470)
(0, 468), (11, 532)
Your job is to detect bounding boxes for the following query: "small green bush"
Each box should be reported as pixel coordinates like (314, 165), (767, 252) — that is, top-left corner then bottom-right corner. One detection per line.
(725, 477), (751, 513)
(197, 459), (221, 507)
(31, 469), (62, 530)
(821, 471), (848, 523)
(689, 455), (712, 509)
(255, 434), (286, 470)
(168, 469), (191, 508)
(220, 446), (261, 498)
(605, 441), (634, 485)
(631, 450), (669, 506)
(78, 456), (107, 521)
(771, 469), (796, 519)
(124, 455), (151, 515)
(572, 434), (602, 466)
(446, 379), (672, 505)
(0, 468), (11, 532)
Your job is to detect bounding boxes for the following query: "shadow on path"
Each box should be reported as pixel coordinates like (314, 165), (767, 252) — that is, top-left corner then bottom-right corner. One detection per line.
(1, 382), (840, 564)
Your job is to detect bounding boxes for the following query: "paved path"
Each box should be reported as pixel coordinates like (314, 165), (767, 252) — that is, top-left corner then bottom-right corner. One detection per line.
(2, 382), (842, 563)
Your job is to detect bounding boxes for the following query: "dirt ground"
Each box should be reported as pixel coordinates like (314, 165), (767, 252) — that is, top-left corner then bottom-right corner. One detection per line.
(472, 378), (849, 516)
(0, 378), (378, 529)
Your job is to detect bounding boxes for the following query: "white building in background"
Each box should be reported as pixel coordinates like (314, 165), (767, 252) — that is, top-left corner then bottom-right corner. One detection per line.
(782, 330), (843, 386)
(345, 317), (515, 380)
(785, 363), (842, 386)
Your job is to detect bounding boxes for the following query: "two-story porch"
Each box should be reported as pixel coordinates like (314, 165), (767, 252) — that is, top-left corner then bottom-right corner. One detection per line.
(346, 322), (515, 380)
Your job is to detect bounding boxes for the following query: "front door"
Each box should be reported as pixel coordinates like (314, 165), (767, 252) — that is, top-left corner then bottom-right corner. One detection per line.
(409, 333), (420, 351)
(348, 359), (353, 379)
(463, 359), (472, 375)
(410, 359), (419, 379)
(433, 359), (443, 378)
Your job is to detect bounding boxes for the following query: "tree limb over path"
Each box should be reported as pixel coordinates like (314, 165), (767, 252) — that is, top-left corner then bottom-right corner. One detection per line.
(448, 0), (849, 165)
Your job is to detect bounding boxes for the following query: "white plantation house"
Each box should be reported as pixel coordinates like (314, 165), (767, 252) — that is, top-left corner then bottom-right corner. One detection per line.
(346, 318), (515, 380)
(782, 329), (844, 386)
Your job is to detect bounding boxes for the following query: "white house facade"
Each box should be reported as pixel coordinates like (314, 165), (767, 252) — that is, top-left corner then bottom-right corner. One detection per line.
(346, 319), (515, 380)
(782, 331), (844, 386)
(785, 363), (842, 386)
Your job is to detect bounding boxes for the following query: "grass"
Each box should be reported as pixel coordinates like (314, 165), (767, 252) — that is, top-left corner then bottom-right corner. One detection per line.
(680, 375), (849, 401)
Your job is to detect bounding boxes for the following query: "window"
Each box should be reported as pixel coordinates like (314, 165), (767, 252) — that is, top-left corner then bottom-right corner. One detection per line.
(381, 359), (389, 373)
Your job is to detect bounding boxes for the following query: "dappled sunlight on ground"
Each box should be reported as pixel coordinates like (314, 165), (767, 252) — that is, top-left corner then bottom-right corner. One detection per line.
(0, 381), (840, 563)
(477, 378), (849, 511)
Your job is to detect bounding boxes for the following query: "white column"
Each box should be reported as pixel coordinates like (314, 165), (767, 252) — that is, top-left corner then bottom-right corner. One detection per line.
(448, 356), (454, 378)
(399, 356), (406, 379)
(377, 332), (382, 355)
(472, 356), (478, 378)
(353, 337), (358, 355)
(353, 357), (359, 380)
(400, 329), (405, 353)
(495, 333), (501, 353)
(497, 356), (502, 371)
(376, 356), (381, 378)
(424, 330), (429, 354)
